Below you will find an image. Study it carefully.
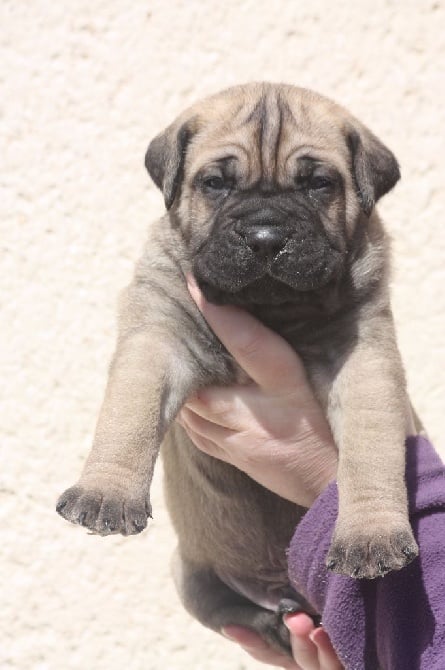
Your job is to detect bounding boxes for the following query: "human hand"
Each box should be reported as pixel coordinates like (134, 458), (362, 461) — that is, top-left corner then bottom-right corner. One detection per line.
(222, 613), (343, 669)
(178, 278), (338, 507)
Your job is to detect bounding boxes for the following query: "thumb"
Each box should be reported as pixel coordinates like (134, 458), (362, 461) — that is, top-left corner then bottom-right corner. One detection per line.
(187, 275), (308, 393)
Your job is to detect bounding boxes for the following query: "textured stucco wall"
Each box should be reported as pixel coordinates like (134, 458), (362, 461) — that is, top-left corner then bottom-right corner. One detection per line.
(1, 1), (444, 668)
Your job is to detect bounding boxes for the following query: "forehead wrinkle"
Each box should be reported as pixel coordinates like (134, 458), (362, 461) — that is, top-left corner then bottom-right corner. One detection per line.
(275, 93), (346, 166)
(190, 117), (262, 184)
(284, 145), (331, 165)
(188, 141), (250, 174)
(213, 95), (267, 183)
(202, 145), (250, 164)
(230, 98), (266, 183)
(233, 97), (264, 129)
(189, 89), (353, 187)
(218, 91), (285, 187)
(283, 141), (351, 174)
(260, 90), (287, 185)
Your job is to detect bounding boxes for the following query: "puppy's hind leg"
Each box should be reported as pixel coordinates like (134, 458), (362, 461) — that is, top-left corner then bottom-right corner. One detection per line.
(172, 550), (292, 656)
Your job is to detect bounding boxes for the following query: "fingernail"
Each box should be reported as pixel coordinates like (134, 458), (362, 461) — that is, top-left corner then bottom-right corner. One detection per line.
(282, 612), (298, 628)
(186, 272), (197, 287)
(186, 274), (205, 308)
(221, 628), (237, 641)
(186, 273), (199, 296)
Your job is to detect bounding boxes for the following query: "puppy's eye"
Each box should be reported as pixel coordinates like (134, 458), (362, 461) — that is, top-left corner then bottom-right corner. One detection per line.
(308, 175), (334, 191)
(203, 176), (226, 190)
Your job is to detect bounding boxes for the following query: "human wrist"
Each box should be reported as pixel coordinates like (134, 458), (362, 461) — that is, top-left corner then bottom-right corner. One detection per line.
(310, 461), (337, 504)
(303, 440), (338, 506)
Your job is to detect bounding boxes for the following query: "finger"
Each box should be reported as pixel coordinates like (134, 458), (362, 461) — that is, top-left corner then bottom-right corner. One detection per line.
(222, 626), (300, 669)
(177, 412), (229, 460)
(179, 406), (238, 446)
(284, 613), (319, 670)
(187, 275), (307, 393)
(311, 628), (343, 669)
(185, 385), (252, 429)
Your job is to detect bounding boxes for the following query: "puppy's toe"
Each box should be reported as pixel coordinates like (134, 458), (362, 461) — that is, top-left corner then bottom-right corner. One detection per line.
(123, 499), (152, 536)
(56, 486), (102, 529)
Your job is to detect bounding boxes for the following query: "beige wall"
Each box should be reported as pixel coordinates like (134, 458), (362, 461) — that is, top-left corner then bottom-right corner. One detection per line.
(1, 1), (444, 668)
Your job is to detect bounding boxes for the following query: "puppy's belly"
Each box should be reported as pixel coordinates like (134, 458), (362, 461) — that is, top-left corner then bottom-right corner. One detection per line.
(162, 425), (303, 587)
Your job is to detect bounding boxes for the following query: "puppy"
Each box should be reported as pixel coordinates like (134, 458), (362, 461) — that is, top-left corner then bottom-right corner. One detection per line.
(57, 83), (418, 653)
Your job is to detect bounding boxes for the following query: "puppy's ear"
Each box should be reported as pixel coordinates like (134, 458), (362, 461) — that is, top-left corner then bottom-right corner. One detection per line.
(145, 119), (195, 210)
(347, 125), (400, 216)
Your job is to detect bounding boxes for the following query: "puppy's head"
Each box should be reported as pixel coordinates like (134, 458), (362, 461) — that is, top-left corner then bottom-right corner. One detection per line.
(145, 83), (399, 306)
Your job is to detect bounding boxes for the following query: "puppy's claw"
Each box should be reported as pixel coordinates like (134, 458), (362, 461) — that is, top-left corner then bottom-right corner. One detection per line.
(402, 546), (418, 560)
(376, 561), (391, 577)
(132, 519), (147, 533)
(56, 500), (67, 513)
(78, 511), (87, 526)
(277, 598), (302, 615)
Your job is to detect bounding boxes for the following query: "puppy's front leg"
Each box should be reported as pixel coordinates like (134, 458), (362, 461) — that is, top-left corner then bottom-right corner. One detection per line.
(325, 317), (418, 578)
(57, 326), (192, 536)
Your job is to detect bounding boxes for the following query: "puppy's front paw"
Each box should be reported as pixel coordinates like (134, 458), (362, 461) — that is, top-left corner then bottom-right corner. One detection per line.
(56, 485), (152, 536)
(326, 525), (418, 579)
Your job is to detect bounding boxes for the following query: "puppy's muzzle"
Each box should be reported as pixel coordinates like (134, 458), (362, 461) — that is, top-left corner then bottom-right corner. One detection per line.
(193, 197), (344, 303)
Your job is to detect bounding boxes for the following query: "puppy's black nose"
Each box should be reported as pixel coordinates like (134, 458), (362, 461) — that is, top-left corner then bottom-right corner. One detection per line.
(238, 225), (288, 257)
